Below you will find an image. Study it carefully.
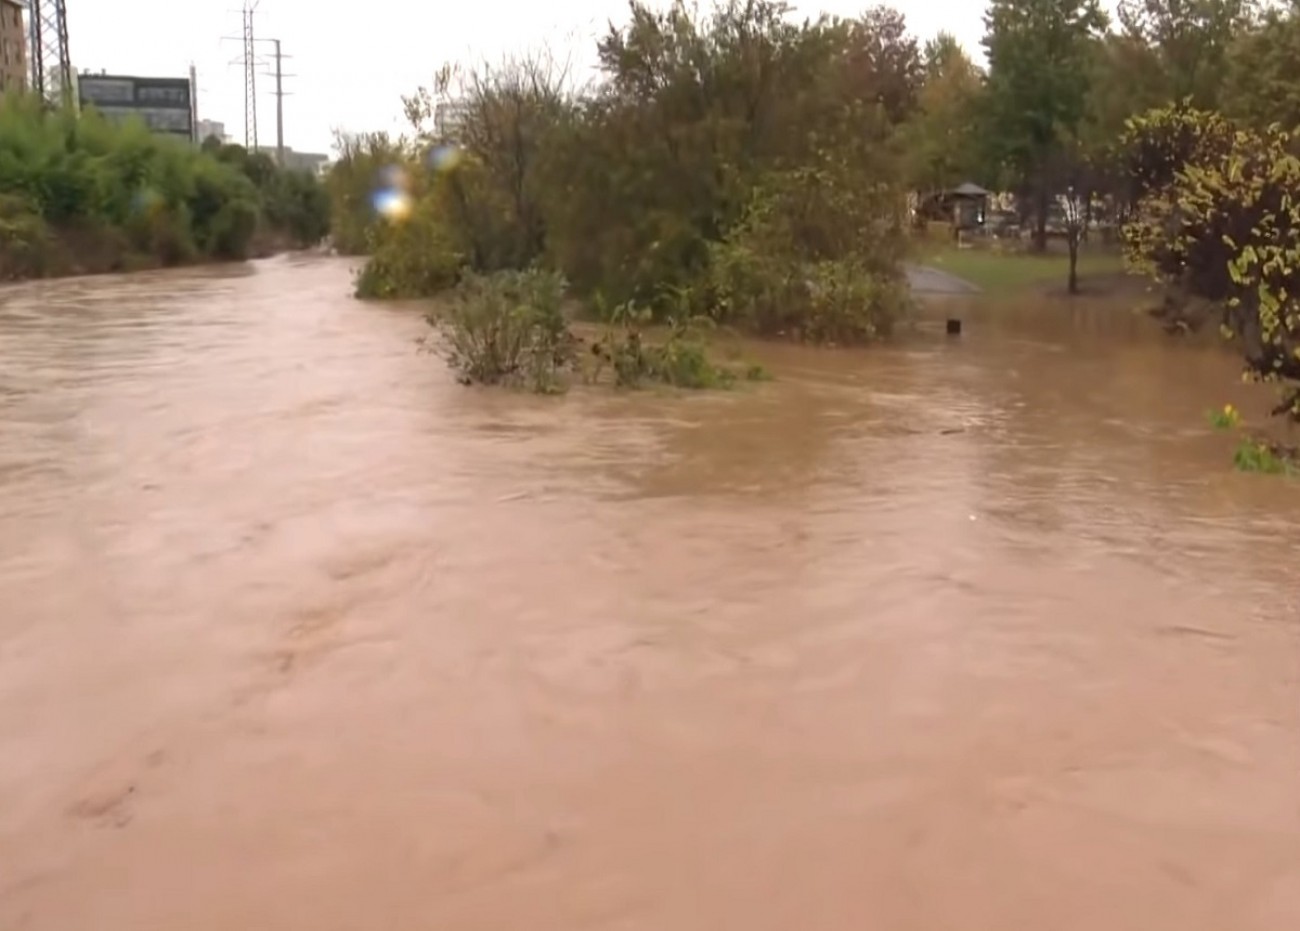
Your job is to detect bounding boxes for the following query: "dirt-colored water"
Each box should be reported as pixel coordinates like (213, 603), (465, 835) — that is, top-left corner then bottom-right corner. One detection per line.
(1, 256), (1298, 930)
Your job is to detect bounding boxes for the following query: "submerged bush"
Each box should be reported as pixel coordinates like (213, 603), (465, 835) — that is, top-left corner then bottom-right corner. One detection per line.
(428, 270), (761, 393)
(430, 268), (574, 393)
(1207, 403), (1298, 475)
(588, 304), (731, 389)
(709, 249), (908, 343)
(353, 164), (471, 299)
(707, 162), (910, 341)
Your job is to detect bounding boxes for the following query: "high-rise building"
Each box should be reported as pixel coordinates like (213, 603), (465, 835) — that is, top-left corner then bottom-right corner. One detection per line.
(0, 0), (27, 95)
(77, 73), (194, 138)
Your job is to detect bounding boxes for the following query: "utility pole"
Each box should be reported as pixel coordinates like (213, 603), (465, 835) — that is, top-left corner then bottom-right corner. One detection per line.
(263, 39), (295, 166)
(224, 8), (292, 161)
(189, 62), (199, 144)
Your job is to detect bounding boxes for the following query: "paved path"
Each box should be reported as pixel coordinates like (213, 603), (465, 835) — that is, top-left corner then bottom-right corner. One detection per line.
(904, 264), (980, 295)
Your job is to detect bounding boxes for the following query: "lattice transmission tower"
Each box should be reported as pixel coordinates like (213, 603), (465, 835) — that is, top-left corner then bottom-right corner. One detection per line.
(241, 2), (258, 149)
(27, 0), (73, 108)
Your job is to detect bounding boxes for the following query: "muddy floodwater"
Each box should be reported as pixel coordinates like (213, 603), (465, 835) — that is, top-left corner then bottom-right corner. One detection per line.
(2, 256), (1298, 930)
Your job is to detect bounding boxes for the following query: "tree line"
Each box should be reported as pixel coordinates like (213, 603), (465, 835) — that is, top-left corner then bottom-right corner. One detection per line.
(322, 0), (1297, 422)
(330, 1), (920, 344)
(0, 93), (330, 281)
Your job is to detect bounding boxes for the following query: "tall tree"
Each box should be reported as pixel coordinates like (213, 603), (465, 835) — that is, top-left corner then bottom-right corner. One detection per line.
(981, 0), (1108, 251)
(905, 34), (985, 195)
(1117, 0), (1258, 109)
(844, 6), (925, 125)
(1222, 3), (1300, 131)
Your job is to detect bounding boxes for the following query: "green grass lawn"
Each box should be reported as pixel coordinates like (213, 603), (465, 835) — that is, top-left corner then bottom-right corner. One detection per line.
(914, 243), (1129, 296)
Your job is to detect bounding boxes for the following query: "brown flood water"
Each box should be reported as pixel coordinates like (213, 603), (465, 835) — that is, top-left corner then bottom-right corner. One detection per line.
(1, 255), (1299, 930)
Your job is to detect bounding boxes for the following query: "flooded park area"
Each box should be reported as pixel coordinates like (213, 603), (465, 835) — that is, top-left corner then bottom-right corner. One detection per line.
(1, 255), (1298, 929)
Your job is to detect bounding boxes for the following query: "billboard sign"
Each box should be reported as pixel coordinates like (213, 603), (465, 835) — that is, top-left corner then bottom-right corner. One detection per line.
(78, 74), (194, 139)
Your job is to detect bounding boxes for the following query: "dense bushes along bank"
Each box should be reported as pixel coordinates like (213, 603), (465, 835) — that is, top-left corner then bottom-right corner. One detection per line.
(328, 0), (917, 345)
(0, 94), (329, 281)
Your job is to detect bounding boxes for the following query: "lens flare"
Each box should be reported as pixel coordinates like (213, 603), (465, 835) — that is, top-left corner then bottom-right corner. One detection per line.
(372, 188), (412, 222)
(371, 163), (413, 223)
(427, 145), (463, 173)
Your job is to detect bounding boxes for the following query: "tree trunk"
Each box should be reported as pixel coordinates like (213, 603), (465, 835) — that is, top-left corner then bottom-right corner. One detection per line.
(1066, 215), (1086, 292)
(1067, 227), (1080, 295)
(1034, 187), (1049, 253)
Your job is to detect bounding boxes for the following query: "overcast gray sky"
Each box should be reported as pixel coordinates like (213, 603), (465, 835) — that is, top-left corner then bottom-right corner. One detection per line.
(68, 1), (994, 156)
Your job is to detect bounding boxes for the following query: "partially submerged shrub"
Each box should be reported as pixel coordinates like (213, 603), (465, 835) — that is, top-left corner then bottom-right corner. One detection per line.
(430, 268), (574, 392)
(356, 206), (463, 299)
(1232, 439), (1295, 476)
(1207, 403), (1298, 475)
(427, 272), (766, 394)
(709, 248), (909, 343)
(587, 301), (764, 389)
(0, 193), (52, 280)
(707, 164), (911, 342)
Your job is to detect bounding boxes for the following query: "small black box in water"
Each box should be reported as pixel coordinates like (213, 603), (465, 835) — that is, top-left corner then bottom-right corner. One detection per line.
(946, 318), (962, 336)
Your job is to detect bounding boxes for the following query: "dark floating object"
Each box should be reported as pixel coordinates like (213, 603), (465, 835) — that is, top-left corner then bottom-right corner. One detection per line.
(946, 318), (962, 336)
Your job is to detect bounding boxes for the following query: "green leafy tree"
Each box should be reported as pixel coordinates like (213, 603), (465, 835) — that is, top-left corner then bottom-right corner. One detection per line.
(844, 6), (925, 125)
(209, 143), (331, 249)
(1117, 0), (1258, 109)
(357, 0), (916, 344)
(324, 130), (408, 256)
(905, 33), (985, 196)
(981, 0), (1108, 251)
(1222, 3), (1300, 131)
(403, 52), (572, 272)
(0, 92), (264, 277)
(1121, 104), (1300, 421)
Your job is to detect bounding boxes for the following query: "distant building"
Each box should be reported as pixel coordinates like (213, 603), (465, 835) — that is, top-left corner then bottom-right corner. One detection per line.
(77, 72), (194, 139)
(0, 0), (27, 96)
(196, 118), (228, 144)
(258, 146), (331, 176)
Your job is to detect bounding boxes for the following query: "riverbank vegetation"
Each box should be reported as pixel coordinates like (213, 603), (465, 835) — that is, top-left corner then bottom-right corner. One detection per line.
(0, 94), (329, 281)
(330, 0), (916, 353)
(424, 268), (766, 392)
(331, 0), (1300, 440)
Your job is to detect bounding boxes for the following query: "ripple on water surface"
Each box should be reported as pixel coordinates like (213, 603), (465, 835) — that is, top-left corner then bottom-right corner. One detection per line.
(0, 256), (1298, 931)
